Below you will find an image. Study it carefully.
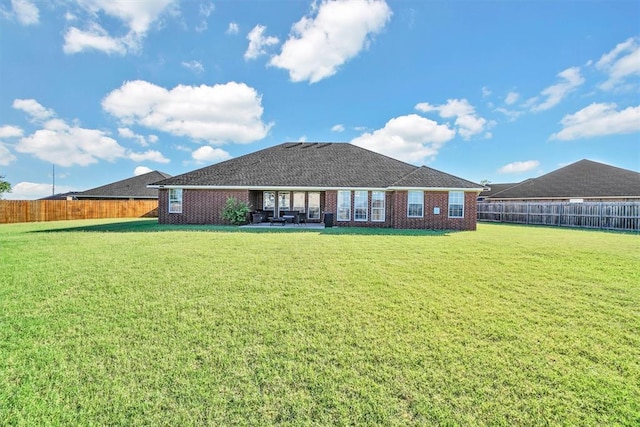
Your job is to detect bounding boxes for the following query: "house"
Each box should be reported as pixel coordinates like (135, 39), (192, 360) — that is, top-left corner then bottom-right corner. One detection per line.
(76, 170), (172, 200)
(480, 160), (640, 202)
(150, 142), (483, 230)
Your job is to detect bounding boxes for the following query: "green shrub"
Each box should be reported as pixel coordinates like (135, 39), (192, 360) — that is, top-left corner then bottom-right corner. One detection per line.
(221, 197), (250, 225)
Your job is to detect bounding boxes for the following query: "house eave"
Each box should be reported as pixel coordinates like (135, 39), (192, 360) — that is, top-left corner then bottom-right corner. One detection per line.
(149, 184), (484, 192)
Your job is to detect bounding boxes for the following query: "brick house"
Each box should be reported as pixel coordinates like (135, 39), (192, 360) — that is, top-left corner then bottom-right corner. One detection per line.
(150, 143), (483, 230)
(479, 160), (640, 202)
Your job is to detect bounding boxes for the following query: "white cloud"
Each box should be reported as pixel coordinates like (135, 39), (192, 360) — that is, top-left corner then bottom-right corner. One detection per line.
(0, 144), (17, 166)
(270, 0), (392, 83)
(530, 66), (585, 112)
(351, 114), (455, 164)
(244, 25), (279, 60)
(76, 0), (176, 34)
(134, 166), (153, 176)
(13, 99), (55, 121)
(482, 86), (492, 97)
(331, 124), (345, 132)
(596, 37), (640, 91)
(505, 91), (519, 105)
(3, 182), (77, 200)
(416, 99), (494, 140)
(196, 2), (214, 32)
(128, 149), (169, 163)
(494, 107), (522, 122)
(14, 100), (169, 167)
(551, 102), (640, 141)
(63, 24), (129, 55)
(192, 146), (231, 163)
(0, 125), (24, 138)
(102, 80), (273, 144)
(11, 0), (39, 25)
(226, 22), (239, 35)
(118, 127), (148, 146)
(498, 160), (540, 174)
(63, 0), (176, 55)
(182, 60), (204, 73)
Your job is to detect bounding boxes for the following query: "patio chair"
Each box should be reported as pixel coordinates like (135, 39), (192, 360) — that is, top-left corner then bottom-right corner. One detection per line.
(294, 212), (306, 226)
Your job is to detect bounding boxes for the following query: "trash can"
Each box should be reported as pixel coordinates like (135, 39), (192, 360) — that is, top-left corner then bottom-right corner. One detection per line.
(323, 212), (334, 228)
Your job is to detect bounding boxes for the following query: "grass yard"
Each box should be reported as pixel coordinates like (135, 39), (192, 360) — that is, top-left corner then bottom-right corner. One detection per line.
(1, 219), (638, 426)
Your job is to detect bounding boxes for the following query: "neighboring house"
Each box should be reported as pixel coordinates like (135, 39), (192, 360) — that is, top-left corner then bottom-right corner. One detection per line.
(480, 160), (640, 202)
(150, 142), (483, 230)
(40, 192), (82, 200)
(76, 171), (172, 200)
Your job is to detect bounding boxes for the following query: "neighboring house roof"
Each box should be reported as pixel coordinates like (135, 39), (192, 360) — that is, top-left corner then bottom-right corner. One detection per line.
(39, 192), (82, 200)
(478, 180), (532, 198)
(151, 143), (482, 190)
(485, 160), (640, 200)
(78, 171), (172, 199)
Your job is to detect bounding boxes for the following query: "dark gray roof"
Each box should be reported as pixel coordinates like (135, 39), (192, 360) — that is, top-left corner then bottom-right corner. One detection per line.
(485, 160), (640, 200)
(152, 143), (482, 190)
(39, 191), (82, 200)
(79, 170), (172, 199)
(392, 166), (481, 188)
(479, 181), (531, 198)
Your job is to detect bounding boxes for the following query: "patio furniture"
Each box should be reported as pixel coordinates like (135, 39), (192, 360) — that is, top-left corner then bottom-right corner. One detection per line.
(294, 212), (306, 226)
(270, 217), (287, 226)
(252, 212), (263, 224)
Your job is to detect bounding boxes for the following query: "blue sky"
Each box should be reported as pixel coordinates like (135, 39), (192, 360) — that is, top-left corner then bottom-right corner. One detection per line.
(1, 0), (639, 199)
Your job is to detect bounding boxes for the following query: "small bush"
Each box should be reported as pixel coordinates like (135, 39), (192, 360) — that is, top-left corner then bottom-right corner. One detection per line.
(221, 197), (251, 225)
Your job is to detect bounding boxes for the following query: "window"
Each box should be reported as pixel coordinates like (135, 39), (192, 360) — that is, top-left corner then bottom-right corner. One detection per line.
(263, 191), (275, 210)
(337, 190), (351, 221)
(168, 188), (182, 213)
(371, 191), (385, 222)
(448, 191), (464, 218)
(308, 192), (320, 220)
(278, 192), (290, 213)
(354, 191), (368, 221)
(407, 191), (423, 217)
(293, 192), (305, 212)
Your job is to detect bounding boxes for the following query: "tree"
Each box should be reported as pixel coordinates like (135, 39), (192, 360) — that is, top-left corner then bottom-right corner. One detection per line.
(0, 176), (11, 199)
(480, 179), (491, 187)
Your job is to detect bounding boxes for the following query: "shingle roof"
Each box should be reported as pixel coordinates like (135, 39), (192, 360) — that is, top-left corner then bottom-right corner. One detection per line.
(485, 160), (640, 200)
(79, 171), (172, 199)
(152, 143), (482, 190)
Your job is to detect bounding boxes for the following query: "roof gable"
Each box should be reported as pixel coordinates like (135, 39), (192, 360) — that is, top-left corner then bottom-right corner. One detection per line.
(79, 170), (172, 199)
(487, 160), (640, 199)
(153, 142), (480, 190)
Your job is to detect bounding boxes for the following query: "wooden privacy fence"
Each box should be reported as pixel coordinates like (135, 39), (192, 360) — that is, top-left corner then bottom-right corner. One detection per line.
(0, 200), (159, 224)
(477, 201), (640, 231)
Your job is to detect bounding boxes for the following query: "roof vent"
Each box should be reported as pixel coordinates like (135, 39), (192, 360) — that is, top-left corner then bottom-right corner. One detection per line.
(286, 143), (303, 149)
(300, 143), (318, 149)
(315, 143), (332, 149)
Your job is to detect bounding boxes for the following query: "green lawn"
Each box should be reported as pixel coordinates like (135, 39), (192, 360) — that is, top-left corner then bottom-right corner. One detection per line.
(1, 219), (638, 426)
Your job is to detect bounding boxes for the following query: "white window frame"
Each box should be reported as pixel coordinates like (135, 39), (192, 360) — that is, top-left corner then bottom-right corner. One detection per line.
(448, 191), (464, 218)
(354, 191), (368, 222)
(293, 192), (306, 213)
(371, 191), (385, 222)
(263, 191), (275, 211)
(278, 192), (290, 213)
(308, 192), (320, 220)
(168, 188), (183, 213)
(337, 190), (351, 221)
(407, 190), (423, 218)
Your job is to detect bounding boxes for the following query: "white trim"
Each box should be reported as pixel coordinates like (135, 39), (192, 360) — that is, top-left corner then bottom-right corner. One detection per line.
(407, 190), (424, 218)
(448, 191), (464, 218)
(354, 190), (368, 222)
(371, 190), (385, 222)
(150, 184), (485, 192)
(337, 190), (351, 221)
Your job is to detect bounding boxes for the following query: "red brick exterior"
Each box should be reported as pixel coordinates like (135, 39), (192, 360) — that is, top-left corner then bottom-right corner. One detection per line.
(158, 188), (478, 230)
(158, 189), (250, 225)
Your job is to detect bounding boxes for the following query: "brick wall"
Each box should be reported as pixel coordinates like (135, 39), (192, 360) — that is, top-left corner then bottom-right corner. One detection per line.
(158, 189), (250, 224)
(391, 190), (477, 231)
(158, 188), (477, 230)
